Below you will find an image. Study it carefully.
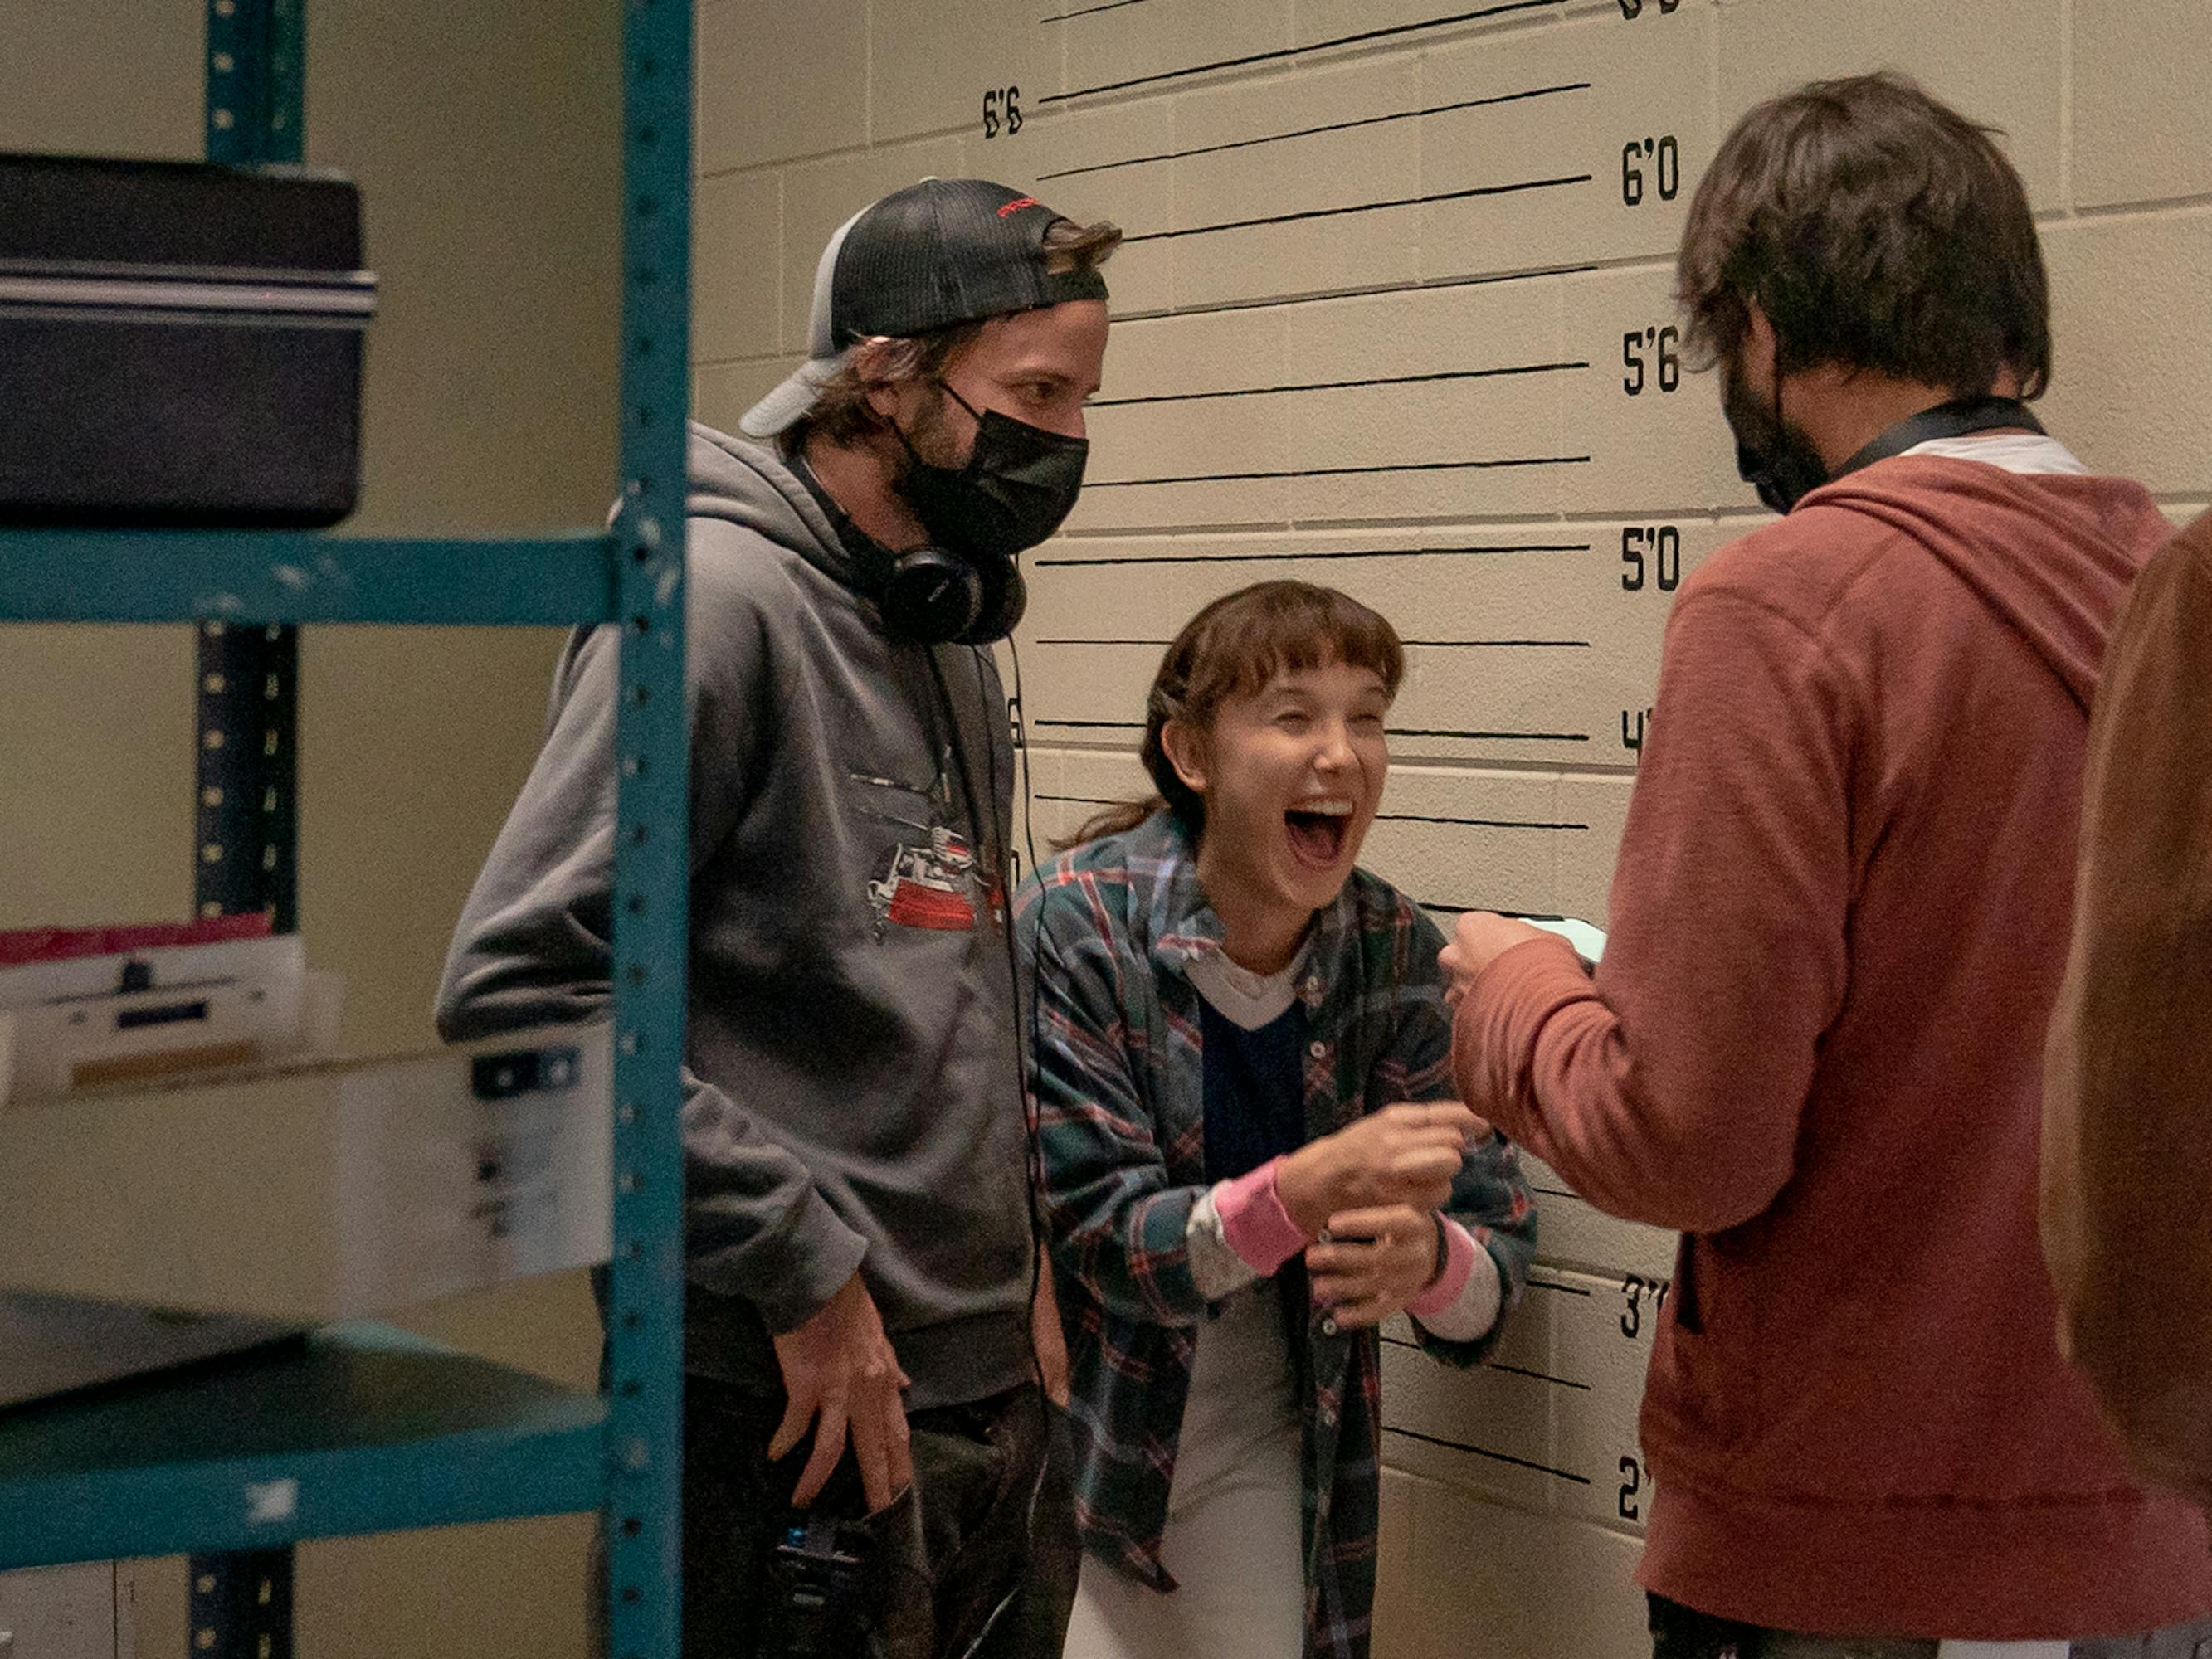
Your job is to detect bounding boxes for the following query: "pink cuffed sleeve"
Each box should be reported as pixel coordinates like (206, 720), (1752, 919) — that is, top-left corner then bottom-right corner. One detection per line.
(1215, 1158), (1313, 1276)
(1407, 1217), (1478, 1319)
(1410, 1219), (1502, 1341)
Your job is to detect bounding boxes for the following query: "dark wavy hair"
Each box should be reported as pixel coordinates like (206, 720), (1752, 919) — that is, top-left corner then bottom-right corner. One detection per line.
(1065, 581), (1406, 847)
(1677, 71), (2051, 397)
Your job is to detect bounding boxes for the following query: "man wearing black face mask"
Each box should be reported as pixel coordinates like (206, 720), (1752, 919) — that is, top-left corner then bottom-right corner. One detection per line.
(439, 179), (1118, 1657)
(1440, 75), (2212, 1657)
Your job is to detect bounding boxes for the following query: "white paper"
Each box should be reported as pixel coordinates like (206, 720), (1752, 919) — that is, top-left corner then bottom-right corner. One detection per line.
(1936, 1642), (2069, 1659)
(1521, 916), (1607, 963)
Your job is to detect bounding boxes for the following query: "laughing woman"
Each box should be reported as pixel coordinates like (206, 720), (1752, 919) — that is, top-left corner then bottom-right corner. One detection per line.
(1018, 581), (1537, 1659)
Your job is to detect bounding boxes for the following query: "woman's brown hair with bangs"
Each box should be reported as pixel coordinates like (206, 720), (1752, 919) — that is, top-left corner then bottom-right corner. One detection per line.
(1065, 581), (1406, 848)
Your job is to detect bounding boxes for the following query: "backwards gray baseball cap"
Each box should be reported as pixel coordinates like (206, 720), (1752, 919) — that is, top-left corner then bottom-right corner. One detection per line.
(739, 178), (1109, 439)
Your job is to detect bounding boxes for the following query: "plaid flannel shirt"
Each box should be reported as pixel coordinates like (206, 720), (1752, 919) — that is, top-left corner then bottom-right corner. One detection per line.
(1016, 811), (1537, 1659)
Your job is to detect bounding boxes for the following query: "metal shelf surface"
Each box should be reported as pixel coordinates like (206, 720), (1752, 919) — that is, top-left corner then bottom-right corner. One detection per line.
(0, 528), (621, 626)
(0, 1322), (607, 1571)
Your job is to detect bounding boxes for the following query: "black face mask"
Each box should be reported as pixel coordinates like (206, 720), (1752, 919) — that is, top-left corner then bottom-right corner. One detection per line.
(894, 383), (1089, 563)
(1724, 343), (1830, 516)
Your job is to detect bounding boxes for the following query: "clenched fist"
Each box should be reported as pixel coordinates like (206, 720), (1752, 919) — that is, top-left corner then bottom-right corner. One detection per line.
(1277, 1102), (1486, 1237)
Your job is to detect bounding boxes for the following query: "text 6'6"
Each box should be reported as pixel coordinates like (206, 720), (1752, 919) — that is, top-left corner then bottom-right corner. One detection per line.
(982, 87), (1022, 139)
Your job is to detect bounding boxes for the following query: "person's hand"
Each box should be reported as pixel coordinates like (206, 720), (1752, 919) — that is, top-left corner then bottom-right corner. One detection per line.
(1439, 912), (1552, 1010)
(1030, 1264), (1071, 1408)
(769, 1272), (913, 1511)
(1277, 1102), (1484, 1236)
(1305, 1205), (1443, 1328)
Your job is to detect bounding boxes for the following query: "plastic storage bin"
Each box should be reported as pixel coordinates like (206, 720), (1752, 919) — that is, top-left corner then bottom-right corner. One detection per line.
(0, 153), (374, 527)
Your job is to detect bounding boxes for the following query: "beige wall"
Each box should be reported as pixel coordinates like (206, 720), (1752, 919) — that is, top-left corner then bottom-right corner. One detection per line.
(0, 2), (620, 1655)
(689, 1), (2212, 1654)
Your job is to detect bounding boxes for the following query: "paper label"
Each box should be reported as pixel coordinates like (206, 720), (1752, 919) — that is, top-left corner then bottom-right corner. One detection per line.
(334, 1034), (610, 1312)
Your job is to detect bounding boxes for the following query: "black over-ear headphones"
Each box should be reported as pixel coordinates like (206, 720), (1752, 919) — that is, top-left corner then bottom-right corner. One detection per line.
(791, 448), (1029, 646)
(870, 540), (1029, 647)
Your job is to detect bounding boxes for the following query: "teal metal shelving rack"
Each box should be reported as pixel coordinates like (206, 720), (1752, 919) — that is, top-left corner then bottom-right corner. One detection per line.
(0, 3), (692, 1656)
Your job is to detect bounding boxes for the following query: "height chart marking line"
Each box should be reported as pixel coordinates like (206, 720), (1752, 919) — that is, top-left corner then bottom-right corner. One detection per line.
(1038, 82), (1592, 180)
(1121, 175), (1592, 245)
(1042, 0), (1568, 105)
(1086, 456), (1589, 489)
(1035, 544), (1591, 568)
(1090, 362), (1589, 410)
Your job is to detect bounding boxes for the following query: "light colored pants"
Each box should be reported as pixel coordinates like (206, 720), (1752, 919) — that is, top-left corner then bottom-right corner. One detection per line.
(1064, 1285), (1306, 1659)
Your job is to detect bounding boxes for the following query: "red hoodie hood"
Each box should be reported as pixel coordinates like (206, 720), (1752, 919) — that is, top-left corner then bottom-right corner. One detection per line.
(1795, 455), (2171, 714)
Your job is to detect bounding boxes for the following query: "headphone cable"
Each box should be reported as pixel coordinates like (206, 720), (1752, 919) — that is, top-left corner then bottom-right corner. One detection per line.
(924, 644), (1053, 1401)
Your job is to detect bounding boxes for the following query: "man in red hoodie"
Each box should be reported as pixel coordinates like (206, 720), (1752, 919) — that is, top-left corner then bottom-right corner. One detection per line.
(1440, 73), (2212, 1657)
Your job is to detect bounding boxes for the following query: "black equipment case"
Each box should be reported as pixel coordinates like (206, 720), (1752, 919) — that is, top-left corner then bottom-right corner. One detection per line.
(0, 153), (375, 528)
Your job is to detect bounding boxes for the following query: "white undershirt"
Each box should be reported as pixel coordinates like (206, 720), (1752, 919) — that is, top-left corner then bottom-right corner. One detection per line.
(1899, 431), (2089, 476)
(1182, 943), (1308, 1033)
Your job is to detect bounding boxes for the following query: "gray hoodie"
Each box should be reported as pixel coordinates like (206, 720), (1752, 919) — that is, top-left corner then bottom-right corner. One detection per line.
(436, 423), (1033, 1410)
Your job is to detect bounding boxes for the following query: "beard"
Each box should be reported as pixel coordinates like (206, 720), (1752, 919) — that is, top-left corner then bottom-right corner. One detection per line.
(891, 384), (969, 490)
(1722, 352), (1830, 514)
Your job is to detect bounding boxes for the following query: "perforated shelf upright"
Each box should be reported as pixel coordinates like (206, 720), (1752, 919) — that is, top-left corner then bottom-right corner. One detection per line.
(0, 2), (692, 1656)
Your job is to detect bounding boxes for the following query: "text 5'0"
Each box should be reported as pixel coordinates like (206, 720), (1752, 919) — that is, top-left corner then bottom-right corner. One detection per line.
(1621, 527), (1683, 594)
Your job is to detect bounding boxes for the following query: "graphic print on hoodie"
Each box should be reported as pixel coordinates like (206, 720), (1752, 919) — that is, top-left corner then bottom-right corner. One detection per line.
(852, 747), (1007, 939)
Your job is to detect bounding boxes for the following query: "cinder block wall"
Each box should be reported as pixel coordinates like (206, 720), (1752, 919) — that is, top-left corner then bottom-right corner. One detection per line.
(689, 2), (2212, 1654)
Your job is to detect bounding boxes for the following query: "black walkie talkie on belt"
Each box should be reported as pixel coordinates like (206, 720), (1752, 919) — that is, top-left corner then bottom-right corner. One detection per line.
(763, 1511), (872, 1657)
